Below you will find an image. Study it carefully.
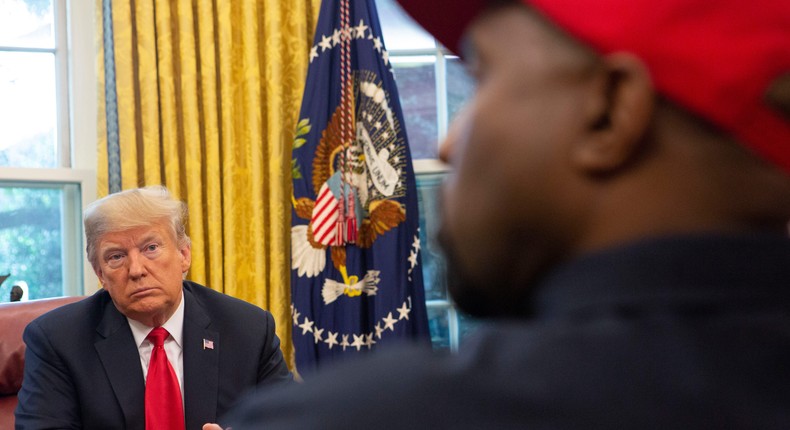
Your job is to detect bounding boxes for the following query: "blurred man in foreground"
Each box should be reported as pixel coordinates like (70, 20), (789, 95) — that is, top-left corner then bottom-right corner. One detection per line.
(221, 0), (790, 428)
(16, 186), (291, 429)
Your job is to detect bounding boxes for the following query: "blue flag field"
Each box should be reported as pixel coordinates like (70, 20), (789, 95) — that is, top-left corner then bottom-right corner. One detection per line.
(290, 0), (430, 373)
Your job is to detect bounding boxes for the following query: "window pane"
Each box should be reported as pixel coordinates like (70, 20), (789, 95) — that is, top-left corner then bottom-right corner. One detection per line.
(0, 51), (57, 168)
(458, 312), (485, 348)
(392, 56), (437, 159)
(376, 0), (434, 51)
(446, 57), (476, 123)
(0, 184), (81, 300)
(427, 305), (450, 350)
(416, 172), (447, 301)
(0, 0), (54, 49)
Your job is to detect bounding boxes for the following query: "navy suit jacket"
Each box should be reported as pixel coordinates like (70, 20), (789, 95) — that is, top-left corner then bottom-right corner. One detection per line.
(15, 281), (291, 430)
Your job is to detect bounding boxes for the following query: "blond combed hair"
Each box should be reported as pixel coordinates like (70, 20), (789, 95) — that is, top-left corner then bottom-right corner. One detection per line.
(84, 185), (191, 270)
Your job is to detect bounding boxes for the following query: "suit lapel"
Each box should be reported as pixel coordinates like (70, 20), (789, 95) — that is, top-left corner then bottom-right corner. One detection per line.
(182, 286), (220, 430)
(94, 302), (146, 430)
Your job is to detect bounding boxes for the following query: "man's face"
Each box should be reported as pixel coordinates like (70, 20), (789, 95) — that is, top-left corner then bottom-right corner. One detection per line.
(438, 4), (599, 316)
(94, 221), (190, 326)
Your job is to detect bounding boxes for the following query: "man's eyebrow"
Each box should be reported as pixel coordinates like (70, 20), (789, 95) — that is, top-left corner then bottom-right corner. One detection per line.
(139, 232), (166, 246)
(99, 232), (165, 252)
(98, 244), (124, 256)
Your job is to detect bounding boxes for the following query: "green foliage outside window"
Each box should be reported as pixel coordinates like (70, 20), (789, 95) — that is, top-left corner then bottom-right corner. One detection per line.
(0, 187), (63, 301)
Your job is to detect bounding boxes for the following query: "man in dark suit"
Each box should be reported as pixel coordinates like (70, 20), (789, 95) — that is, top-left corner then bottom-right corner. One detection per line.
(218, 0), (790, 428)
(15, 186), (291, 429)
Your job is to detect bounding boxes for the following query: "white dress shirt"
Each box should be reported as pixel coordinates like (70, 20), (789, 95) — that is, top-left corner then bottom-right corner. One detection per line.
(128, 291), (185, 401)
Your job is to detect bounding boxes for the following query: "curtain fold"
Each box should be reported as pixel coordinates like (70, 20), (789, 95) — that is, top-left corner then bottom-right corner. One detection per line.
(97, 0), (322, 370)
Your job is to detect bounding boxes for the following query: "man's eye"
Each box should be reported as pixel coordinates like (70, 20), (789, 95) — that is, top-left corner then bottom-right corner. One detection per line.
(106, 254), (124, 268)
(145, 244), (160, 252)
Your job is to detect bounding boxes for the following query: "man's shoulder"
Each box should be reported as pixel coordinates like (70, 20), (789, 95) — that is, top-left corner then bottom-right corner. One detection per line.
(224, 344), (445, 428)
(29, 291), (110, 329)
(183, 281), (271, 321)
(226, 316), (790, 429)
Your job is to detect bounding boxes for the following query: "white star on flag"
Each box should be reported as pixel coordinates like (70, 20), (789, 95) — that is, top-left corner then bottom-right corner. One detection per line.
(341, 334), (350, 351)
(324, 331), (339, 349)
(364, 333), (376, 349)
(313, 327), (324, 343)
(332, 28), (341, 46)
(299, 317), (315, 335)
(355, 20), (369, 38)
(374, 322), (385, 339)
(319, 34), (332, 51)
(397, 302), (410, 320)
(351, 334), (365, 351)
(382, 312), (397, 331)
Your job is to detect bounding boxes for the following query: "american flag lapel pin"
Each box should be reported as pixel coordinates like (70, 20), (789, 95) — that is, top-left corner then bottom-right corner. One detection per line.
(203, 338), (214, 350)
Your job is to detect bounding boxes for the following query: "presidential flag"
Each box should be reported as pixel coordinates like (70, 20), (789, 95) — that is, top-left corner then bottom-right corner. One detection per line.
(290, 0), (430, 373)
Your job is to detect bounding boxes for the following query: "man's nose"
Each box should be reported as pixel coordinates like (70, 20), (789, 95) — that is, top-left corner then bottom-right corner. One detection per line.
(128, 250), (146, 278)
(438, 131), (456, 164)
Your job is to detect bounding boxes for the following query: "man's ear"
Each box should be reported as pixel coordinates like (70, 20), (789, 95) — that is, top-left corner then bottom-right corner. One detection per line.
(94, 267), (106, 288)
(572, 52), (654, 174)
(180, 244), (192, 274)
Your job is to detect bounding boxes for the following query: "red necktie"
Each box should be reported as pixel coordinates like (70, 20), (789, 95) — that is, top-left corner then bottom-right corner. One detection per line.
(145, 327), (185, 430)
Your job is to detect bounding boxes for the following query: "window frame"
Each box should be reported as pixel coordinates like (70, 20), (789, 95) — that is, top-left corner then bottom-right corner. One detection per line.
(0, 0), (99, 297)
(388, 40), (469, 350)
(0, 167), (96, 296)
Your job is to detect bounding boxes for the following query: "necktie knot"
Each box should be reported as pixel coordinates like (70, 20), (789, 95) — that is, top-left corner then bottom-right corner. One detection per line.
(147, 327), (169, 347)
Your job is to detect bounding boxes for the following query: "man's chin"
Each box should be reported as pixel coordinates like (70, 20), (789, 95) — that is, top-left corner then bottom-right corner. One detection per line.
(441, 237), (530, 318)
(448, 281), (503, 318)
(446, 265), (530, 319)
(114, 296), (170, 323)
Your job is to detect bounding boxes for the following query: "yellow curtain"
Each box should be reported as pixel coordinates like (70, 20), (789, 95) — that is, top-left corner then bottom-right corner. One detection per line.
(96, 0), (322, 370)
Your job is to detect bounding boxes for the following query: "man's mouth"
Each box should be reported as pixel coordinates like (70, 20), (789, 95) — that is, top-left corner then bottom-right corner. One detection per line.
(130, 287), (157, 297)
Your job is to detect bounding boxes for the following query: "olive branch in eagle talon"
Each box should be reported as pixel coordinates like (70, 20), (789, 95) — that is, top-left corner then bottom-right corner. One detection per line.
(291, 118), (311, 180)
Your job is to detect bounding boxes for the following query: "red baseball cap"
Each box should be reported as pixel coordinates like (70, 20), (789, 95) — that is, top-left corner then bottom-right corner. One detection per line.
(396, 0), (790, 173)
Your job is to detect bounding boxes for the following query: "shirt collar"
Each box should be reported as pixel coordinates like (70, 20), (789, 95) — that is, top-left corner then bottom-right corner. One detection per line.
(128, 289), (185, 348)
